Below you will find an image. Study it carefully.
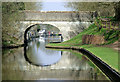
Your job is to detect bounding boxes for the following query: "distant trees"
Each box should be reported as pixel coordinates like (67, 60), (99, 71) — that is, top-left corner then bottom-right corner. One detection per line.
(66, 2), (115, 17)
(24, 2), (42, 10)
(66, 2), (98, 11)
(66, 2), (120, 21)
(2, 2), (25, 45)
(114, 2), (120, 21)
(2, 2), (25, 27)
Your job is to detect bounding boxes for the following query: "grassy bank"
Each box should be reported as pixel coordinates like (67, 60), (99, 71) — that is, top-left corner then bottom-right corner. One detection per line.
(47, 22), (119, 72)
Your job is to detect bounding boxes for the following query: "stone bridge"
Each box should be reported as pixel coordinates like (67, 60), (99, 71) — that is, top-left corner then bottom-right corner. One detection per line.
(19, 11), (97, 42)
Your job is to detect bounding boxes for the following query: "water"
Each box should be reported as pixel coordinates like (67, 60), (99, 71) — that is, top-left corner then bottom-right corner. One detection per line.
(26, 37), (62, 66)
(2, 36), (108, 80)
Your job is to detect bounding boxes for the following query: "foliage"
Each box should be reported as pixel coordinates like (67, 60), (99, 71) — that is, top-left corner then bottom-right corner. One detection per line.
(2, 2), (25, 46)
(39, 24), (60, 32)
(66, 2), (115, 17)
(114, 1), (120, 21)
(24, 2), (42, 10)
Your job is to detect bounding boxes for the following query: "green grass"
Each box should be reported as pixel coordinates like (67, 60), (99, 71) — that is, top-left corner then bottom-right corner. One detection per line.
(47, 23), (119, 72)
(84, 47), (118, 71)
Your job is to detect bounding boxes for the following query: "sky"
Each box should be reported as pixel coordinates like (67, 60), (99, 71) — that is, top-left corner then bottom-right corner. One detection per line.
(40, 2), (72, 11)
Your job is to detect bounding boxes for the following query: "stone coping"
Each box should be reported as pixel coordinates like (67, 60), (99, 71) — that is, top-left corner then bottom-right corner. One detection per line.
(21, 10), (96, 13)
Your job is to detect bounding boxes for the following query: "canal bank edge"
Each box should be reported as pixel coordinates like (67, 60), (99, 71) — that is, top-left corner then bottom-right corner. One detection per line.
(2, 44), (24, 49)
(45, 45), (120, 81)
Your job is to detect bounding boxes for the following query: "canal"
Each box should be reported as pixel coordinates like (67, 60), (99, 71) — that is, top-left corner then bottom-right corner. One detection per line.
(2, 36), (108, 80)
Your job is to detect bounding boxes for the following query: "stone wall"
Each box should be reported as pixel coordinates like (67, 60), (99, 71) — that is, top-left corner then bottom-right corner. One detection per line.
(82, 35), (105, 45)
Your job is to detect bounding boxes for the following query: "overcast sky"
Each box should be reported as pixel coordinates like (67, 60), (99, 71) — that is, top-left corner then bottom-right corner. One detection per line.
(40, 2), (72, 11)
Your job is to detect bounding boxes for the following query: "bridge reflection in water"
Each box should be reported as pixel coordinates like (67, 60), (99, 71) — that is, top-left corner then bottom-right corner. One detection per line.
(2, 36), (107, 80)
(26, 36), (62, 66)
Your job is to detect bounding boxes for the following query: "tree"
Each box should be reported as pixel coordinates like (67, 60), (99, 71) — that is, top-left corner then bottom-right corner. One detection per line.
(114, 2), (120, 21)
(66, 2), (115, 17)
(24, 2), (42, 10)
(2, 2), (25, 45)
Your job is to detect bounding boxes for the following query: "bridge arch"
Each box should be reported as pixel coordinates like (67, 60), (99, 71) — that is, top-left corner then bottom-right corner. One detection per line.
(24, 24), (38, 44)
(18, 11), (97, 43)
(17, 11), (97, 43)
(20, 21), (93, 44)
(24, 23), (61, 44)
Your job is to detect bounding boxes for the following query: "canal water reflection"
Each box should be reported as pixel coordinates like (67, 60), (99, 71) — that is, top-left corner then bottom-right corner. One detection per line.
(25, 37), (62, 66)
(2, 36), (108, 80)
